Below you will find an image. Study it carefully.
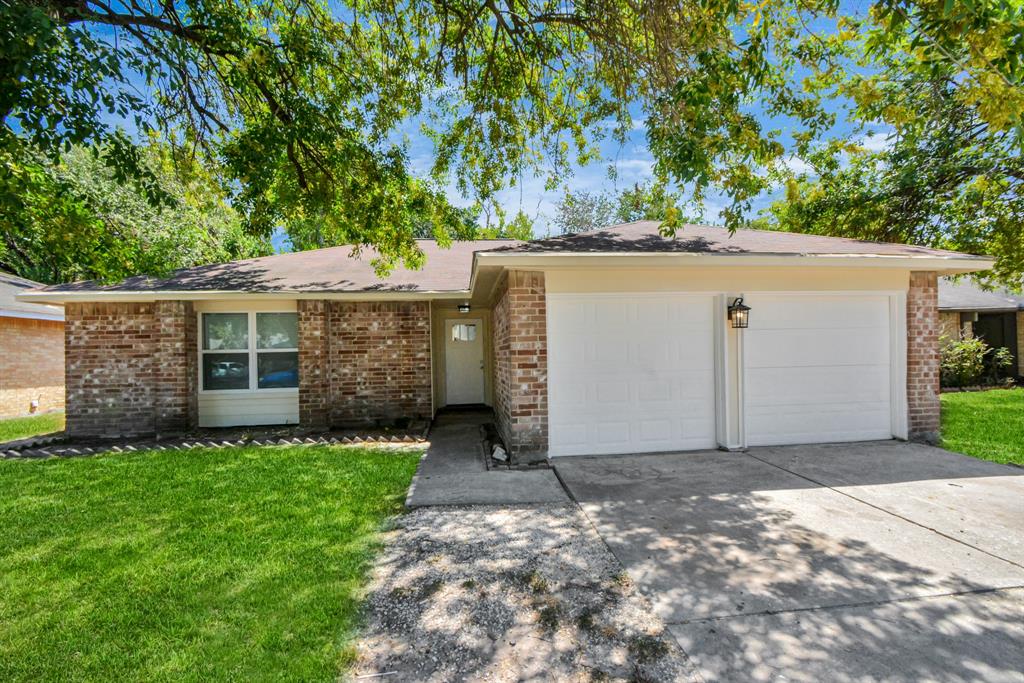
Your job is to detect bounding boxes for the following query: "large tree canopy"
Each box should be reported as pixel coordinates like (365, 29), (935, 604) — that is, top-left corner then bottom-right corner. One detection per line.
(2, 1), (1023, 278)
(0, 141), (269, 283)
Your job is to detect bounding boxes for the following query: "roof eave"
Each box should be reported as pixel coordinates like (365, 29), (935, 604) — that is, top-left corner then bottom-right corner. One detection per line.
(474, 251), (994, 274)
(0, 308), (65, 322)
(16, 289), (471, 306)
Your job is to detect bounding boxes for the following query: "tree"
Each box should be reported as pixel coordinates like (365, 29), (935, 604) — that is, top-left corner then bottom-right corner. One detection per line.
(479, 210), (536, 241)
(763, 59), (1024, 288)
(0, 142), (269, 284)
(4, 1), (1022, 275)
(553, 180), (682, 234)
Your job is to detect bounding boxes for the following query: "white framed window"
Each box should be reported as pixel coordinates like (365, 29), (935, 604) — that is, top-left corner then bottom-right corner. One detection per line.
(200, 311), (299, 392)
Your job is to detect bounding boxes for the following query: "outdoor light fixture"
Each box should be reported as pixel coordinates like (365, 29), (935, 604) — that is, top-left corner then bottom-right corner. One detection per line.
(728, 297), (751, 329)
(458, 303), (471, 314)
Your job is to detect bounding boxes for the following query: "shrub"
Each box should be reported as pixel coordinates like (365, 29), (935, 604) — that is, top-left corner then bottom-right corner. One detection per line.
(940, 334), (1014, 387)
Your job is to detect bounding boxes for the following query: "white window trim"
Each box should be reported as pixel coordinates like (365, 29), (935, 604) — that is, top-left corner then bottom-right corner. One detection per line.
(198, 310), (300, 396)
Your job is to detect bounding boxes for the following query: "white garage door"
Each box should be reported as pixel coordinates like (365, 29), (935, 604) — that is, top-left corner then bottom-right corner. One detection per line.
(743, 294), (893, 446)
(547, 293), (717, 456)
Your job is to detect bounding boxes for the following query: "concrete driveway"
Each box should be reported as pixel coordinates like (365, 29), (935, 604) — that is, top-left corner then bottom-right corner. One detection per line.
(555, 441), (1024, 682)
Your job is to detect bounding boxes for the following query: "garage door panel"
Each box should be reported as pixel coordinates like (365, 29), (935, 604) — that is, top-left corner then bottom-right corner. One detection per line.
(745, 328), (889, 368)
(548, 294), (717, 456)
(743, 294), (893, 447)
(753, 296), (890, 329)
(746, 366), (891, 407)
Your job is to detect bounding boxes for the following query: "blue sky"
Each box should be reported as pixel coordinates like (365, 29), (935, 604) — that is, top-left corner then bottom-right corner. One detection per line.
(81, 1), (880, 248)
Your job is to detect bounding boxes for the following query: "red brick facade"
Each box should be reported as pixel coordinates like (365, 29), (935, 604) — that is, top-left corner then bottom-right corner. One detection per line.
(65, 302), (196, 438)
(0, 316), (65, 418)
(298, 300), (331, 429)
(299, 301), (432, 429)
(492, 271), (548, 460)
(907, 272), (941, 442)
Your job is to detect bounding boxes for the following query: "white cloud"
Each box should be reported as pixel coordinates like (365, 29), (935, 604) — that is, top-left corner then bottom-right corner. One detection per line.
(856, 131), (893, 153)
(783, 155), (813, 175)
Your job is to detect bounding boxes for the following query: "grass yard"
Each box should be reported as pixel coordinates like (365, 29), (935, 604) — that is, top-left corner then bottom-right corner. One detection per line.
(940, 388), (1024, 466)
(0, 411), (64, 443)
(0, 445), (420, 682)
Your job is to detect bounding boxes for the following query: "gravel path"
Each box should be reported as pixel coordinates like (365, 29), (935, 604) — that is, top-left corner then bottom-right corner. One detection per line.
(354, 504), (699, 682)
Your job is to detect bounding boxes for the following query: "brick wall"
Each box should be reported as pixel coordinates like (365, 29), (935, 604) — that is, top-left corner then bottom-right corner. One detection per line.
(298, 300), (330, 429)
(327, 302), (432, 427)
(492, 270), (547, 461)
(65, 301), (196, 438)
(296, 301), (432, 429)
(907, 272), (941, 442)
(938, 311), (962, 345)
(0, 316), (65, 418)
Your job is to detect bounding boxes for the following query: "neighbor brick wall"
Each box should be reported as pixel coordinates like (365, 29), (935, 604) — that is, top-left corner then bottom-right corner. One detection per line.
(907, 272), (941, 442)
(938, 311), (962, 346)
(298, 300), (330, 430)
(0, 316), (65, 418)
(492, 270), (547, 460)
(65, 301), (196, 438)
(296, 301), (432, 429)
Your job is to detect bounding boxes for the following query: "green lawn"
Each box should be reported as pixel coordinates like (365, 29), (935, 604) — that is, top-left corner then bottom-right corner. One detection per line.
(940, 388), (1024, 466)
(0, 411), (65, 443)
(0, 445), (419, 682)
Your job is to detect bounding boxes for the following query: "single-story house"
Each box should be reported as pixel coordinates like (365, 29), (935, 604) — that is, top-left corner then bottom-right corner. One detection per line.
(938, 278), (1023, 377)
(1, 271), (65, 419)
(19, 222), (992, 457)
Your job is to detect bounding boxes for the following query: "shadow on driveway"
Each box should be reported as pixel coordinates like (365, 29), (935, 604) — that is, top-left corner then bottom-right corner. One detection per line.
(555, 441), (1024, 682)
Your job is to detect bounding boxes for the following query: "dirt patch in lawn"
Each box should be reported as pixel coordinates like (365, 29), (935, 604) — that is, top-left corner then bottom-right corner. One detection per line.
(355, 504), (698, 682)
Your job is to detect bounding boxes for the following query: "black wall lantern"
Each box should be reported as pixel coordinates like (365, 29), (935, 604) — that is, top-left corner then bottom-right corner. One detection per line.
(728, 297), (751, 329)
(458, 303), (471, 314)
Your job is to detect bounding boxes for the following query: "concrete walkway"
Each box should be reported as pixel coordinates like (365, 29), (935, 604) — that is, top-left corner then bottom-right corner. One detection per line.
(555, 441), (1024, 682)
(405, 409), (568, 507)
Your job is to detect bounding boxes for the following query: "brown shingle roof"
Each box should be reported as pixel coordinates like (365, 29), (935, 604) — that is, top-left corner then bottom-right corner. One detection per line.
(33, 240), (519, 294)
(938, 278), (1024, 311)
(488, 221), (984, 258)
(27, 222), (989, 297)
(0, 272), (64, 319)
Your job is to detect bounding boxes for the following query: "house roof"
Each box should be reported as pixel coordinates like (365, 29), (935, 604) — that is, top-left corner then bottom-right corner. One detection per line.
(0, 272), (64, 321)
(18, 222), (993, 304)
(938, 278), (1024, 312)
(488, 221), (980, 258)
(27, 240), (520, 296)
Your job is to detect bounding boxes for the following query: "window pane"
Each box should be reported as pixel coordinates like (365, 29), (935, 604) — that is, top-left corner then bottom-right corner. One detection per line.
(203, 313), (249, 350)
(451, 323), (476, 342)
(258, 352), (299, 389)
(202, 353), (250, 390)
(257, 313), (298, 349)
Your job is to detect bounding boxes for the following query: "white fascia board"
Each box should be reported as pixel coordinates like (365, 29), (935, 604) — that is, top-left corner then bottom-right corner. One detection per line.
(0, 308), (65, 322)
(472, 251), (994, 273)
(15, 289), (470, 305)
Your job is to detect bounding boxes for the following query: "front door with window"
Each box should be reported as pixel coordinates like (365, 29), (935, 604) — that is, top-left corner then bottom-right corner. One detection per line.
(445, 318), (485, 405)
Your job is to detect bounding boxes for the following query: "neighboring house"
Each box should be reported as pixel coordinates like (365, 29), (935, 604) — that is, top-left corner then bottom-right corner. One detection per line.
(20, 222), (992, 457)
(0, 272), (65, 419)
(938, 278), (1024, 378)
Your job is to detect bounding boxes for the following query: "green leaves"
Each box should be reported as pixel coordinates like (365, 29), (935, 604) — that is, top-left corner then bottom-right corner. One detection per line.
(3, 0), (1023, 279)
(0, 141), (270, 284)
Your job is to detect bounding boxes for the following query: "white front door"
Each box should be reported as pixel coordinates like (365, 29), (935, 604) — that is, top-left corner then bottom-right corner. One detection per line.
(742, 293), (894, 446)
(547, 293), (718, 456)
(445, 318), (485, 405)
